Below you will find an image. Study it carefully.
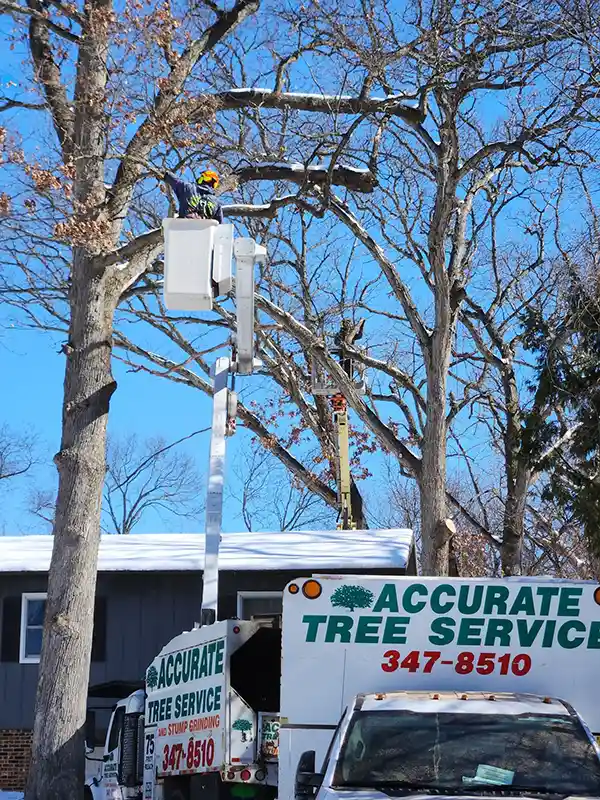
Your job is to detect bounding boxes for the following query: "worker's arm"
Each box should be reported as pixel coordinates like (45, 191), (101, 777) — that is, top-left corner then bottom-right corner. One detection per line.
(163, 171), (187, 202)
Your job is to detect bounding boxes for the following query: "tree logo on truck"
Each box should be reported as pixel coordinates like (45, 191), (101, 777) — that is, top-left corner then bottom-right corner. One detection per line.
(232, 719), (253, 742)
(146, 665), (158, 690)
(331, 585), (374, 612)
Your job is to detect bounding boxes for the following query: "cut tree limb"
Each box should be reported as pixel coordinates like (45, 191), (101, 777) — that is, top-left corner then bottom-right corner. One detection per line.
(235, 163), (377, 193)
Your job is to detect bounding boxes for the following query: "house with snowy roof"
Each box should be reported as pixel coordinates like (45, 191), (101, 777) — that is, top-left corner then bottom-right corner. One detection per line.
(0, 528), (415, 792)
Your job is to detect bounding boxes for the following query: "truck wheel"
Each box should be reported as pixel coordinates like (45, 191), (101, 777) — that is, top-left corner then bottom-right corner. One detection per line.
(84, 788), (93, 800)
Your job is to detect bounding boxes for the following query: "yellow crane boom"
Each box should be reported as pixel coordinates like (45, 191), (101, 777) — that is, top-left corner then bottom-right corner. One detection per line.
(330, 393), (355, 530)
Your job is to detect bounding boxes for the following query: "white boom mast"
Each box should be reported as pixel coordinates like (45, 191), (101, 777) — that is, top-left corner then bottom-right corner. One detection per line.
(162, 219), (266, 626)
(200, 355), (231, 625)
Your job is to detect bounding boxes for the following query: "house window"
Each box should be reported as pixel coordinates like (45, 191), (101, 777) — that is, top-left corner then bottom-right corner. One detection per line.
(20, 593), (46, 664)
(237, 592), (283, 627)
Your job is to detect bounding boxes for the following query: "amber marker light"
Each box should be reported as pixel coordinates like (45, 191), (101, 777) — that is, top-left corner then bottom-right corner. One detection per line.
(288, 583), (299, 594)
(302, 579), (322, 599)
(594, 586), (600, 605)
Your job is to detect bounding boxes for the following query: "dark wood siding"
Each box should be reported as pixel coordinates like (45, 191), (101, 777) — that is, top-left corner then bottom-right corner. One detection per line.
(0, 561), (409, 731)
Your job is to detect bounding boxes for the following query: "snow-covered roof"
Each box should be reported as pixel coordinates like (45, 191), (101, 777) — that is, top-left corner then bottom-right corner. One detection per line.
(0, 529), (413, 573)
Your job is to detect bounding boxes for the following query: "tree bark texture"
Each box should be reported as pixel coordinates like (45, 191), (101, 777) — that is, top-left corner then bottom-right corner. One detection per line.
(26, 264), (117, 800)
(419, 343), (452, 575)
(26, 0), (114, 793)
(501, 368), (531, 576)
(419, 92), (460, 576)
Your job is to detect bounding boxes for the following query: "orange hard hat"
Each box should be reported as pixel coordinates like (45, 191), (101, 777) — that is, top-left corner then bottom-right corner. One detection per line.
(198, 169), (220, 189)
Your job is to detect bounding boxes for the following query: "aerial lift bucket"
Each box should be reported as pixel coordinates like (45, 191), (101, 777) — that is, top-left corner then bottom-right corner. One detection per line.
(162, 218), (233, 311)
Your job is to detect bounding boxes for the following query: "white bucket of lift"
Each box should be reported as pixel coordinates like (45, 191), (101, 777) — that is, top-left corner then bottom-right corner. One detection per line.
(162, 218), (219, 311)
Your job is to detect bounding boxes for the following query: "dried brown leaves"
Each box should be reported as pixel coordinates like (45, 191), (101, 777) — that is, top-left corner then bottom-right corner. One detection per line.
(0, 192), (11, 216)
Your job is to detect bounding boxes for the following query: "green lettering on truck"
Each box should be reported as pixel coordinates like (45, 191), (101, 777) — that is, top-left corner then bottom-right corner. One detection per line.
(483, 586), (508, 616)
(431, 585), (456, 614)
(303, 615), (327, 642)
(537, 586), (560, 616)
(557, 620), (585, 648)
(429, 617), (455, 645)
(190, 647), (200, 681)
(174, 652), (182, 684)
(199, 646), (208, 678)
(457, 585), (483, 615)
(558, 588), (582, 617)
(325, 616), (353, 643)
(373, 584), (399, 613)
(356, 616), (382, 643)
(215, 639), (225, 673)
(516, 618), (544, 646)
(206, 641), (216, 675)
(402, 584), (427, 614)
(542, 620), (556, 647)
(509, 587), (535, 616)
(484, 618), (512, 646)
(588, 621), (600, 648)
(382, 617), (410, 644)
(166, 654), (174, 687)
(457, 618), (485, 646)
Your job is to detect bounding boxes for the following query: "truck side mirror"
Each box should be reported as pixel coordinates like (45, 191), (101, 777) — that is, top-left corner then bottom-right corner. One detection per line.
(295, 750), (323, 798)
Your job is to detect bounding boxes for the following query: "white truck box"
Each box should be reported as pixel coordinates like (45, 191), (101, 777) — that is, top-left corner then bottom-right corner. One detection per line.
(279, 575), (600, 800)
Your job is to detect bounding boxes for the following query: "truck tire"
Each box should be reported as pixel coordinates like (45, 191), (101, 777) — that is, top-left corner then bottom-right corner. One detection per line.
(84, 788), (94, 800)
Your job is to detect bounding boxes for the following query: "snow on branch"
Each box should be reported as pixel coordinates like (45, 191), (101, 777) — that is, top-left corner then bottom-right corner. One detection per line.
(223, 195), (306, 217)
(235, 163), (376, 193)
(215, 88), (425, 125)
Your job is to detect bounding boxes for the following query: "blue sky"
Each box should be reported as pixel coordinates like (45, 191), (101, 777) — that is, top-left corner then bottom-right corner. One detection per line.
(1, 2), (582, 539)
(0, 10), (294, 535)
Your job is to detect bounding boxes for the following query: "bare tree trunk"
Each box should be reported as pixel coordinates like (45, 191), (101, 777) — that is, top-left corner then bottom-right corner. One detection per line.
(501, 370), (528, 576)
(502, 464), (531, 576)
(420, 338), (452, 575)
(419, 93), (458, 576)
(350, 479), (367, 530)
(26, 0), (113, 789)
(27, 264), (116, 799)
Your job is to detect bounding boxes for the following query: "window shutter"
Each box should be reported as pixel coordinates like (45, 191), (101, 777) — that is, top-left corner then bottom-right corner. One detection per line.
(1, 596), (22, 663)
(91, 597), (107, 663)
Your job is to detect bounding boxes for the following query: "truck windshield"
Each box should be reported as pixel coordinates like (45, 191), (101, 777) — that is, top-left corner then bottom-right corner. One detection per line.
(333, 710), (600, 795)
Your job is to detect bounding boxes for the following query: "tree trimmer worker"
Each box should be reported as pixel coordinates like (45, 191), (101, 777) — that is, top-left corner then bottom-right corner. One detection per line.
(163, 168), (224, 222)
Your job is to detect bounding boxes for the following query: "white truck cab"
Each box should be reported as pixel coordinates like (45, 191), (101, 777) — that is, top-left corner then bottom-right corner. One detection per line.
(86, 690), (145, 800)
(295, 690), (600, 800)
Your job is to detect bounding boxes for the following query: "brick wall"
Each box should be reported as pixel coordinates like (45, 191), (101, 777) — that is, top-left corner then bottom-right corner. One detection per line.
(0, 729), (32, 791)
